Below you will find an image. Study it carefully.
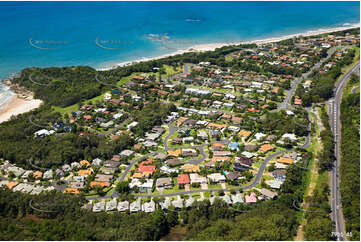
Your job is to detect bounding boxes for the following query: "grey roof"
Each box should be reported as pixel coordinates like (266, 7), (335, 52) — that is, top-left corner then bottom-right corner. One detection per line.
(259, 188), (278, 199)
(154, 153), (167, 160)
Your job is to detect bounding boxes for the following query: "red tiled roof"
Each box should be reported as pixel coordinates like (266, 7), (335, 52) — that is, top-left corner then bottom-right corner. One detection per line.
(177, 174), (190, 184)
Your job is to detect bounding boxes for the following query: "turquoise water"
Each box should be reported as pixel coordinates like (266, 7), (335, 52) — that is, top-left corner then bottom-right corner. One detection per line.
(0, 1), (359, 80)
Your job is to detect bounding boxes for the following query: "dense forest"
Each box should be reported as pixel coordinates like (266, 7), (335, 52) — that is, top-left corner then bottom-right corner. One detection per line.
(340, 76), (360, 241)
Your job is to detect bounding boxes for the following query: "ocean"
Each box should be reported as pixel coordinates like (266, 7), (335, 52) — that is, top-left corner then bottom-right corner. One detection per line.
(0, 1), (359, 104)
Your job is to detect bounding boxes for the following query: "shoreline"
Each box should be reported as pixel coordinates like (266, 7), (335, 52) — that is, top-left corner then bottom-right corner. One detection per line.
(97, 24), (360, 71)
(0, 94), (43, 124)
(0, 24), (358, 123)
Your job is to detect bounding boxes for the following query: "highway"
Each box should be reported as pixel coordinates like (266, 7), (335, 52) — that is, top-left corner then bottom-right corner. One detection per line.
(328, 62), (360, 241)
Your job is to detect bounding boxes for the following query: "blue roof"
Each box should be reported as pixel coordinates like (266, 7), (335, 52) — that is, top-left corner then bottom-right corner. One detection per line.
(229, 142), (239, 149)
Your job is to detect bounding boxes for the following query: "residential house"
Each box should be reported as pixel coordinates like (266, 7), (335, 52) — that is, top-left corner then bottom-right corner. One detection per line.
(259, 144), (274, 153)
(231, 193), (244, 204)
(160, 165), (178, 174)
(197, 130), (208, 140)
(238, 130), (252, 139)
(207, 173), (226, 183)
(189, 173), (207, 184)
(177, 174), (190, 185)
(106, 199), (118, 211)
(245, 192), (257, 203)
(182, 149), (197, 157)
(142, 200), (156, 213)
(213, 151), (232, 157)
(117, 201), (130, 212)
(259, 188), (278, 200)
(156, 177), (173, 188)
(130, 199), (142, 212)
(166, 158), (182, 167)
(180, 164), (200, 173)
(168, 149), (181, 157)
(93, 200), (105, 212)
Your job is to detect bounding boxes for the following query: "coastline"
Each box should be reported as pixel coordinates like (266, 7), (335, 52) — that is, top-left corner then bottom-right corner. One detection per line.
(97, 24), (360, 71)
(0, 24), (358, 124)
(0, 93), (43, 124)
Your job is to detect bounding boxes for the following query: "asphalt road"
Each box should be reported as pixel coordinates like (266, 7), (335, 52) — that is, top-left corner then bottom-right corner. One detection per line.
(351, 85), (359, 94)
(328, 62), (360, 241)
(279, 47), (337, 110)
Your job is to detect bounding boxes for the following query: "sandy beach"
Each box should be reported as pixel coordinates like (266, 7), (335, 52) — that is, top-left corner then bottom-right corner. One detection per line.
(98, 24), (360, 71)
(0, 24), (358, 124)
(0, 94), (43, 124)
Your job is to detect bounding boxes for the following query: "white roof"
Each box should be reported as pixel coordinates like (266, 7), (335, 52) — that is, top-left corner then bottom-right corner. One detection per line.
(254, 132), (266, 141)
(117, 201), (129, 212)
(130, 199), (142, 212)
(241, 151), (255, 158)
(106, 199), (118, 211)
(231, 193), (244, 204)
(282, 133), (297, 141)
(142, 200), (156, 213)
(207, 173), (226, 182)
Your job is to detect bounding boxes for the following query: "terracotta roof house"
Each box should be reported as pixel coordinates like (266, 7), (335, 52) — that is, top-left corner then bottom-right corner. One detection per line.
(168, 149), (181, 157)
(277, 157), (294, 164)
(65, 188), (80, 194)
(239, 130), (252, 139)
(80, 160), (91, 167)
(180, 164), (200, 173)
(294, 98), (302, 105)
(6, 181), (19, 190)
(90, 181), (110, 188)
(177, 174), (190, 185)
(259, 144), (274, 153)
(212, 143), (225, 151)
(248, 108), (260, 113)
(211, 156), (230, 162)
(138, 165), (156, 174)
(78, 169), (93, 177)
(232, 116), (243, 123)
(207, 123), (227, 130)
(32, 171), (43, 180)
(83, 115), (92, 120)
